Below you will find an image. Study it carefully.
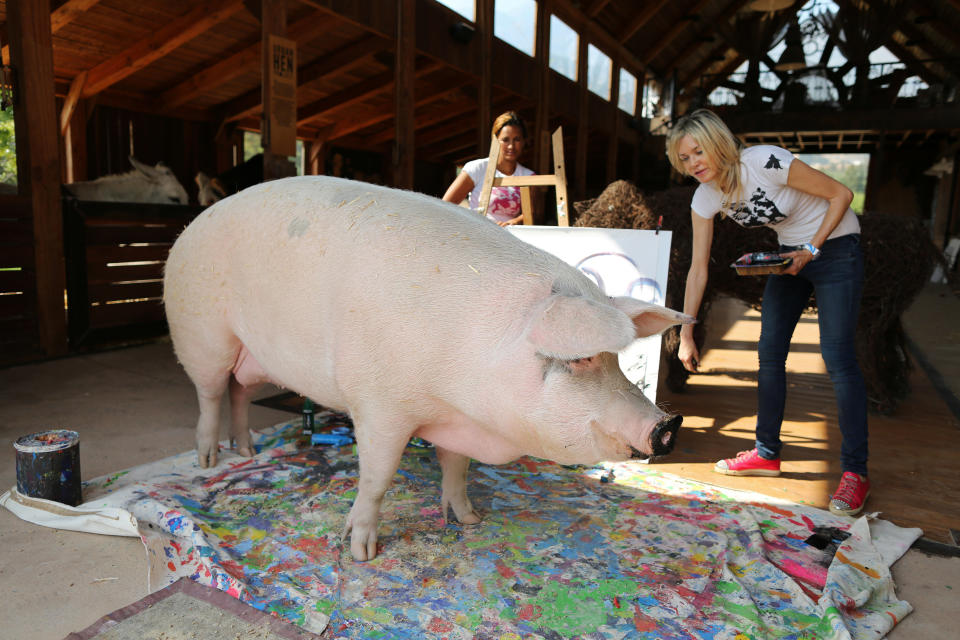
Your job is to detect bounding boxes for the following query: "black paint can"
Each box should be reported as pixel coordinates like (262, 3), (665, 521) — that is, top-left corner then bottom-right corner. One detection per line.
(14, 429), (82, 506)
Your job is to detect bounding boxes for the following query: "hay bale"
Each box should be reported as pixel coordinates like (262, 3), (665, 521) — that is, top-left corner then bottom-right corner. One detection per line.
(575, 181), (939, 414)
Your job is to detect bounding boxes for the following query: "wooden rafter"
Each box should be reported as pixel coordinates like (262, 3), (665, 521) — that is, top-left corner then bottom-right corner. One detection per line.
(681, 41), (732, 90)
(160, 11), (342, 110)
(640, 0), (714, 66)
(297, 60), (442, 127)
(584, 0), (613, 18)
(2, 0), (102, 64)
(330, 76), (472, 142)
(667, 0), (750, 77)
(549, 0), (650, 77)
(81, 0), (245, 98)
(895, 16), (960, 79)
(617, 0), (671, 44)
(221, 34), (390, 122)
(410, 101), (481, 147)
(298, 35), (390, 87)
(884, 37), (943, 86)
(59, 70), (86, 135)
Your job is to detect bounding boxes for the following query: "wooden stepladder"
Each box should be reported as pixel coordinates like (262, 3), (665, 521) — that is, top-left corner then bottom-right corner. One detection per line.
(476, 126), (570, 227)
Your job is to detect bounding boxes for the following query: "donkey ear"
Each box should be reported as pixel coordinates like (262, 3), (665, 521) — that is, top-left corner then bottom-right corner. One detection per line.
(129, 156), (155, 177)
(525, 295), (636, 359)
(609, 296), (695, 338)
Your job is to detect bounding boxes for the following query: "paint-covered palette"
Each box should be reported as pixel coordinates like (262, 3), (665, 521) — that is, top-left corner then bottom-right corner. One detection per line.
(81, 415), (918, 639)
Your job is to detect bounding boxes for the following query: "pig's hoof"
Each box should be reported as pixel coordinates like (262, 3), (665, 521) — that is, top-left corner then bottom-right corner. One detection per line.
(649, 415), (683, 457)
(457, 511), (482, 525)
(197, 451), (216, 468)
(235, 445), (254, 457)
(350, 534), (379, 562)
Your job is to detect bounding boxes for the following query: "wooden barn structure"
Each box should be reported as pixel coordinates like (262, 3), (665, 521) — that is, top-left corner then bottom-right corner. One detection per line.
(2, 0), (960, 366)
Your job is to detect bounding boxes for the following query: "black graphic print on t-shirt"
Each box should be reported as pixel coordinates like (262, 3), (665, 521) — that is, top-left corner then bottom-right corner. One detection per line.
(764, 154), (783, 170)
(723, 187), (786, 228)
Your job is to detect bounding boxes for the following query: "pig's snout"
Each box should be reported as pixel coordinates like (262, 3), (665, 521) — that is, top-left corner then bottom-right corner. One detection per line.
(630, 415), (683, 459)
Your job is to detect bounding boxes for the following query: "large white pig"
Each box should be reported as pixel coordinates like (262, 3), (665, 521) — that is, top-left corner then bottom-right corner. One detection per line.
(163, 176), (694, 561)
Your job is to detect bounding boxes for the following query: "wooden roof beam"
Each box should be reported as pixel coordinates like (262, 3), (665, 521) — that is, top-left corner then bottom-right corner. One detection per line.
(640, 0), (715, 66)
(616, 0), (670, 44)
(549, 0), (650, 77)
(411, 107), (478, 147)
(297, 59), (442, 127)
(668, 0), (752, 78)
(690, 53), (744, 96)
(680, 41), (732, 90)
(2, 0), (103, 64)
(81, 0), (245, 98)
(160, 10), (342, 110)
(584, 0), (613, 18)
(884, 35), (946, 86)
(895, 18), (960, 80)
(221, 34), (391, 122)
(330, 75), (472, 142)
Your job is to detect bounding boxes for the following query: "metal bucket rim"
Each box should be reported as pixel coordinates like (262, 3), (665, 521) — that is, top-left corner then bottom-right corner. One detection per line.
(14, 429), (80, 453)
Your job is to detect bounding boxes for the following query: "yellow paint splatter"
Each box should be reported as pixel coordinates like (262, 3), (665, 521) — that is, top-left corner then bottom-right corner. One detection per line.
(834, 550), (880, 578)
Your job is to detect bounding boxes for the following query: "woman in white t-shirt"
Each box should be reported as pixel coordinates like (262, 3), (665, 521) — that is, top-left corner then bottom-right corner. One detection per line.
(442, 111), (535, 226)
(666, 109), (871, 518)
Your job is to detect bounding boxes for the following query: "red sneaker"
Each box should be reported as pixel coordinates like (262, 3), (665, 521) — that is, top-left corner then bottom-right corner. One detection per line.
(829, 472), (870, 517)
(714, 448), (781, 476)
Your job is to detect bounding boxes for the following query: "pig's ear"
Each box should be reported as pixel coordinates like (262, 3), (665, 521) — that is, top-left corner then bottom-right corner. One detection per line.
(610, 296), (696, 338)
(526, 295), (637, 359)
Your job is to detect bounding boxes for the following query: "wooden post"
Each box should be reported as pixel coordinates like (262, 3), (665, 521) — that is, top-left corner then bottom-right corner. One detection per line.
(533, 0), (551, 174)
(7, 0), (68, 356)
(552, 127), (570, 227)
(477, 0), (493, 156)
(215, 123), (243, 174)
(606, 63), (620, 186)
(260, 0), (297, 181)
(63, 98), (88, 184)
(576, 35), (588, 199)
(393, 0), (415, 189)
(307, 125), (333, 176)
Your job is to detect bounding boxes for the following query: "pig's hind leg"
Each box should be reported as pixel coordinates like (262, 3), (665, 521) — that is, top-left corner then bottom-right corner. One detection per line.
(228, 376), (259, 458)
(436, 447), (481, 525)
(173, 327), (246, 468)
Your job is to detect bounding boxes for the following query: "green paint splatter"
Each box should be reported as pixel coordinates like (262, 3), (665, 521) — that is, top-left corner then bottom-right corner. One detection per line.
(715, 580), (741, 594)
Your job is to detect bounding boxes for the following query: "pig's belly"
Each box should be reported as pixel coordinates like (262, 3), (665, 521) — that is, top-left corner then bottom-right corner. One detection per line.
(414, 416), (524, 466)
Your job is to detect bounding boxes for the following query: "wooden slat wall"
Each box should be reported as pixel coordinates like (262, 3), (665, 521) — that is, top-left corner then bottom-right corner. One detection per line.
(62, 199), (204, 346)
(0, 194), (43, 364)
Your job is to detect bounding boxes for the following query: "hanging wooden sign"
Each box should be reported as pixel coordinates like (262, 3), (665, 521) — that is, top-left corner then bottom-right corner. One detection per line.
(266, 34), (296, 157)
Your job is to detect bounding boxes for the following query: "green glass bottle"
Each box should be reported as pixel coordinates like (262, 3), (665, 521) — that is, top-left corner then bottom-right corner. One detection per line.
(301, 397), (315, 445)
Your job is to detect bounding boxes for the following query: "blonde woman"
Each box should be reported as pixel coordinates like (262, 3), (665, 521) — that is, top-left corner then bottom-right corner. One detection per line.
(442, 111), (534, 226)
(666, 109), (870, 517)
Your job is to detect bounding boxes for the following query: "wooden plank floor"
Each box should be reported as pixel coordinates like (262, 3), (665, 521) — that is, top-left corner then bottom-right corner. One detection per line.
(653, 297), (960, 544)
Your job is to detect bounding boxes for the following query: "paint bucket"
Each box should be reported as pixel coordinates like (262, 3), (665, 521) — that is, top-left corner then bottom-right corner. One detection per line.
(13, 429), (82, 506)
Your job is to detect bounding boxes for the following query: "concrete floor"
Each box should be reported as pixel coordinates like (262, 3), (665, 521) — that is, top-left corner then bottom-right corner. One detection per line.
(1, 328), (958, 638)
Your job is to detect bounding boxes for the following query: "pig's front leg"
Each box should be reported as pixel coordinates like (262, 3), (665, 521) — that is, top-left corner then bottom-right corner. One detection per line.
(436, 446), (481, 525)
(344, 421), (411, 561)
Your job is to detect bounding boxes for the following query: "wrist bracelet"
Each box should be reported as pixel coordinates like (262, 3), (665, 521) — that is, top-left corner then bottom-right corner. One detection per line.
(802, 242), (820, 259)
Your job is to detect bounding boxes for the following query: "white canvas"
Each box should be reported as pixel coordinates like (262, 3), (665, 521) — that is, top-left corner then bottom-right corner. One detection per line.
(509, 226), (674, 402)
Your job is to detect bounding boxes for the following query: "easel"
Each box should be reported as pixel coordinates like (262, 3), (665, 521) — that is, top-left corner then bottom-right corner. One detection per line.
(476, 127), (570, 227)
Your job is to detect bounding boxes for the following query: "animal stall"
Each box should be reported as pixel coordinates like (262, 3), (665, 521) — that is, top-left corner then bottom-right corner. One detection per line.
(0, 193), (41, 363)
(62, 198), (204, 347)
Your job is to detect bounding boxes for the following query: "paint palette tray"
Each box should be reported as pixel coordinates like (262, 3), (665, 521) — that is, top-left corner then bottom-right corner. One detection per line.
(731, 252), (792, 276)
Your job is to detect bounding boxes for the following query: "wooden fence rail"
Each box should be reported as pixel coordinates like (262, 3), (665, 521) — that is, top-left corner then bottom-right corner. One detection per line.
(63, 199), (204, 347)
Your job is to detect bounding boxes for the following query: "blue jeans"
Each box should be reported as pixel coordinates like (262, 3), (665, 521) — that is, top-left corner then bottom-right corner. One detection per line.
(754, 234), (868, 476)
